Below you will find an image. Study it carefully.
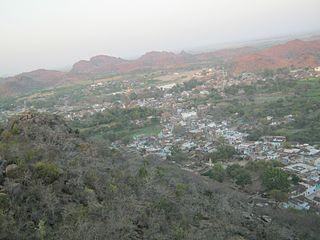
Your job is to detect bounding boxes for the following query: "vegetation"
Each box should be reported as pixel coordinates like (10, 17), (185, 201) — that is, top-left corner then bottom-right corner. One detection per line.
(262, 167), (290, 192)
(0, 111), (319, 239)
(0, 72), (320, 239)
(246, 160), (284, 173)
(168, 145), (188, 162)
(0, 193), (10, 209)
(269, 189), (289, 202)
(170, 79), (204, 93)
(204, 163), (225, 182)
(226, 164), (252, 187)
(34, 162), (61, 184)
(212, 77), (320, 145)
(207, 144), (238, 161)
(71, 107), (161, 142)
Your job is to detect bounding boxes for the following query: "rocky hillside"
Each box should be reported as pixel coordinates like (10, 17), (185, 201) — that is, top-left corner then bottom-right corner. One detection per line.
(0, 112), (319, 239)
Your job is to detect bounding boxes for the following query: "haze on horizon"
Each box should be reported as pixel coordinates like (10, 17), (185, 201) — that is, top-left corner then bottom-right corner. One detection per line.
(1, 0), (320, 77)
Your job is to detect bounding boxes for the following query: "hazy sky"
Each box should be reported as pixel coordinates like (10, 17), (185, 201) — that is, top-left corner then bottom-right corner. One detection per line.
(1, 0), (320, 76)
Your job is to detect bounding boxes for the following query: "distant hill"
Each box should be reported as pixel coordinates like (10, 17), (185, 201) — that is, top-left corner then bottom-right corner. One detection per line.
(71, 51), (195, 75)
(70, 39), (320, 76)
(71, 55), (128, 75)
(0, 69), (78, 97)
(195, 46), (257, 62)
(231, 39), (320, 73)
(2, 39), (320, 97)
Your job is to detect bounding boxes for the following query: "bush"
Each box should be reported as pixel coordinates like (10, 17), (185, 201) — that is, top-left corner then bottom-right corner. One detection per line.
(172, 224), (188, 240)
(269, 189), (288, 202)
(0, 193), (9, 209)
(246, 160), (283, 173)
(0, 124), (4, 135)
(262, 167), (289, 192)
(175, 183), (187, 198)
(34, 162), (61, 184)
(137, 166), (148, 179)
(210, 145), (237, 161)
(291, 174), (300, 185)
(10, 125), (20, 135)
(205, 163), (225, 182)
(137, 161), (149, 179)
(226, 164), (252, 187)
(235, 170), (252, 187)
(168, 146), (188, 162)
(226, 164), (242, 178)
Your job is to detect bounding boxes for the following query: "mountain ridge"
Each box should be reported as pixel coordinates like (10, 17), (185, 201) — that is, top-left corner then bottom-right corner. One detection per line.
(1, 39), (320, 97)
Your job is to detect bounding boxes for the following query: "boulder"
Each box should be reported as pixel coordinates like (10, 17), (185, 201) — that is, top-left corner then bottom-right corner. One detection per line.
(261, 215), (272, 223)
(5, 164), (19, 178)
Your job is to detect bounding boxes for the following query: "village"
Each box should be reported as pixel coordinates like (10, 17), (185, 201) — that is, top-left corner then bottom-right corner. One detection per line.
(1, 65), (320, 211)
(127, 94), (320, 211)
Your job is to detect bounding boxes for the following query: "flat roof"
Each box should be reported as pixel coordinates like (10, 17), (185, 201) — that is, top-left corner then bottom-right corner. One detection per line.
(284, 163), (317, 174)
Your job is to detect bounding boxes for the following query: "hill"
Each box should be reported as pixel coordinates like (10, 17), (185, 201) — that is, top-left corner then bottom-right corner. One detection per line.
(2, 39), (320, 97)
(0, 69), (79, 97)
(71, 55), (129, 75)
(232, 39), (320, 73)
(0, 112), (319, 239)
(71, 51), (195, 75)
(195, 46), (257, 62)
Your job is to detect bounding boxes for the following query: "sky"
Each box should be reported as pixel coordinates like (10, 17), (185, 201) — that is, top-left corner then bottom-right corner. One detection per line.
(1, 0), (320, 76)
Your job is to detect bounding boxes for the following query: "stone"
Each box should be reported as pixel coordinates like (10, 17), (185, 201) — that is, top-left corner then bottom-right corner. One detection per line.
(261, 215), (272, 223)
(5, 164), (19, 178)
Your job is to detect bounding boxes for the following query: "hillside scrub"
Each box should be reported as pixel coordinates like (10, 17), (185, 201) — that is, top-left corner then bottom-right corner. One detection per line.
(0, 112), (319, 239)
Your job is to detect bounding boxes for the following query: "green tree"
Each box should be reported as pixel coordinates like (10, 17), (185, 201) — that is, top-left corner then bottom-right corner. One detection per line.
(262, 167), (289, 192)
(291, 174), (300, 185)
(205, 163), (225, 182)
(235, 170), (252, 187)
(226, 164), (242, 178)
(168, 145), (188, 162)
(210, 145), (237, 161)
(226, 164), (252, 187)
(269, 189), (288, 202)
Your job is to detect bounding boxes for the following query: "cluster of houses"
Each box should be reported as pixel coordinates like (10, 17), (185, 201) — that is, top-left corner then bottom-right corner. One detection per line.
(122, 70), (320, 210)
(1, 66), (320, 211)
(282, 153), (320, 210)
(128, 102), (320, 210)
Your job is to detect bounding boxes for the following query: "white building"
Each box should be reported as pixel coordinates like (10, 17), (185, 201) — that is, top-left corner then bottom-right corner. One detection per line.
(158, 83), (176, 90)
(284, 163), (317, 175)
(181, 111), (197, 120)
(315, 159), (320, 171)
